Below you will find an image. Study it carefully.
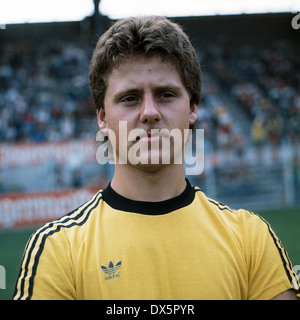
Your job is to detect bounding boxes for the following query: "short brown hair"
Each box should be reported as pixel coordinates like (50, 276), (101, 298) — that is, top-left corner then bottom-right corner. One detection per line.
(89, 16), (201, 110)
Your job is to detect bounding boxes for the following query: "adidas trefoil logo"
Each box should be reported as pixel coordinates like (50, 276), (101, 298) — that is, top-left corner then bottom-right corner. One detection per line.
(101, 260), (122, 280)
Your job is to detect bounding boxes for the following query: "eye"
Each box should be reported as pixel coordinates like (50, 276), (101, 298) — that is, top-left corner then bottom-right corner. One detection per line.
(158, 92), (176, 101)
(123, 96), (136, 102)
(121, 96), (139, 105)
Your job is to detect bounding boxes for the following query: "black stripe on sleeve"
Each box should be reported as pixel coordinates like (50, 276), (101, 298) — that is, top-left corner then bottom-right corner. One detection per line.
(14, 191), (102, 300)
(254, 212), (299, 290)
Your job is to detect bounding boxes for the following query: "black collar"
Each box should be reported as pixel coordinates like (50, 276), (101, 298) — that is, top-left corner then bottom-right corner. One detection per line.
(102, 178), (195, 215)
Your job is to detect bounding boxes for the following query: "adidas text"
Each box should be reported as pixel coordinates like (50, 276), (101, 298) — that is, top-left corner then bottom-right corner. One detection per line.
(104, 272), (120, 281)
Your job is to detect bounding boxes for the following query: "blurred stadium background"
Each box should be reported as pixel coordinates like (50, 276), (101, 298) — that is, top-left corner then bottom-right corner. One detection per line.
(0, 0), (300, 300)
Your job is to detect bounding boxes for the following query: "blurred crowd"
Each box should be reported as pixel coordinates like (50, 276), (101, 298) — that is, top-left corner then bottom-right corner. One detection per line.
(0, 38), (299, 151)
(204, 39), (300, 147)
(0, 41), (95, 143)
(196, 76), (245, 155)
(1, 37), (300, 202)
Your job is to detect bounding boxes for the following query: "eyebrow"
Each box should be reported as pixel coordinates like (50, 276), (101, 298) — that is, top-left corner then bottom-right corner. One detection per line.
(154, 84), (183, 94)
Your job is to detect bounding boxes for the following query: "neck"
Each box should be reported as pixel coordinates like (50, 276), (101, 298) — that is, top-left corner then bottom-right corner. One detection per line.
(110, 164), (186, 202)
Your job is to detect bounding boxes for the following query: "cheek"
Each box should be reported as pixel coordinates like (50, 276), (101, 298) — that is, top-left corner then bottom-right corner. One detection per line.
(107, 108), (137, 131)
(167, 108), (190, 130)
(105, 109), (120, 130)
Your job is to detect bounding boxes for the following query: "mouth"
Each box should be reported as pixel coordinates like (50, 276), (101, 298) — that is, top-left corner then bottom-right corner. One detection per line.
(138, 130), (167, 142)
(131, 128), (172, 145)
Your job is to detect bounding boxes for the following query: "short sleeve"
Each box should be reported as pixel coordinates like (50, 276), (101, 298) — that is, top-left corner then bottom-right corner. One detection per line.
(243, 211), (300, 300)
(13, 226), (76, 300)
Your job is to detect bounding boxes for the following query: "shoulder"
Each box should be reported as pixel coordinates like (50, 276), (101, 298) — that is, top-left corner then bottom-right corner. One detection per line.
(192, 185), (274, 241)
(192, 186), (300, 299)
(28, 189), (104, 250)
(193, 185), (252, 221)
(13, 189), (104, 300)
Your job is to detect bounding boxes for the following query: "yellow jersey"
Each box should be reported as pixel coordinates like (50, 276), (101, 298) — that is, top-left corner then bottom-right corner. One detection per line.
(13, 180), (299, 300)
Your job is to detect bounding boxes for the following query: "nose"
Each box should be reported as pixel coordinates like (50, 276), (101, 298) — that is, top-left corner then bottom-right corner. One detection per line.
(139, 95), (161, 124)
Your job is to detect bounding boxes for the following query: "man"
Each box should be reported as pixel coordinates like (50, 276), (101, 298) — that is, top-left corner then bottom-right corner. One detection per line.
(13, 16), (299, 300)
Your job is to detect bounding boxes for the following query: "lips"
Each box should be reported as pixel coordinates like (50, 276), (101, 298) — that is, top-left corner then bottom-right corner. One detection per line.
(132, 128), (171, 143)
(138, 134), (161, 142)
(141, 131), (166, 141)
(146, 131), (160, 139)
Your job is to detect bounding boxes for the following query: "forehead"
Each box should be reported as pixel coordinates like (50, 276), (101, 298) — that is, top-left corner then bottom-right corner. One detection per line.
(107, 55), (184, 88)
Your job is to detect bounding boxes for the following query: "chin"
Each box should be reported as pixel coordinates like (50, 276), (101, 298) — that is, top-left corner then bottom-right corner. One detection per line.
(130, 162), (172, 173)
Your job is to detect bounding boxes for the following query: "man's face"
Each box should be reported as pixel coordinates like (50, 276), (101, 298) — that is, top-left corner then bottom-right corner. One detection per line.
(97, 55), (197, 169)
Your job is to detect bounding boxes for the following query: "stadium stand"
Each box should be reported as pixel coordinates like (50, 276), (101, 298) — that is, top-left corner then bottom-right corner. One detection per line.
(0, 40), (95, 142)
(0, 13), (299, 210)
(205, 39), (300, 147)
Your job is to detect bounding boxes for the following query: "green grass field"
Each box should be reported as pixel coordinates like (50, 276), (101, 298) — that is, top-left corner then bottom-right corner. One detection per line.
(0, 206), (299, 300)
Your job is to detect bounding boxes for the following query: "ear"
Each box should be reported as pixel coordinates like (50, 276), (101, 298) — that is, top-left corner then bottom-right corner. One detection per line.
(189, 103), (198, 126)
(96, 108), (108, 132)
